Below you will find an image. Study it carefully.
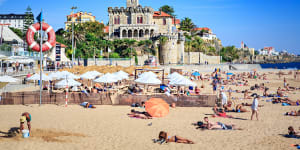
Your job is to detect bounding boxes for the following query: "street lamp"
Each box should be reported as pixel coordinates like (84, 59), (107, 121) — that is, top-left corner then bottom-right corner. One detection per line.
(71, 6), (77, 67)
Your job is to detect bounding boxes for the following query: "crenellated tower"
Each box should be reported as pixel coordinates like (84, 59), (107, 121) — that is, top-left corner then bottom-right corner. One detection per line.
(127, 0), (139, 8)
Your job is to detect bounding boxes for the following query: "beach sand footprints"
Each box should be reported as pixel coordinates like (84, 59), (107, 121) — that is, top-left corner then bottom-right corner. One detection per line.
(0, 128), (86, 143)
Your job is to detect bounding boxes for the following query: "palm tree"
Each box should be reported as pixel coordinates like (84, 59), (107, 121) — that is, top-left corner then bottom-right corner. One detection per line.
(180, 17), (195, 32)
(64, 24), (85, 57)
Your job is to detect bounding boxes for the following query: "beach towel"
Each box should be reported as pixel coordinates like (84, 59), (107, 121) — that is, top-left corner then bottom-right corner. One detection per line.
(282, 103), (291, 106)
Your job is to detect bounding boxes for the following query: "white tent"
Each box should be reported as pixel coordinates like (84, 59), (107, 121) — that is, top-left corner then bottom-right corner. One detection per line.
(4, 56), (34, 64)
(169, 77), (196, 87)
(135, 76), (161, 85)
(168, 72), (185, 82)
(0, 75), (18, 83)
(94, 73), (118, 83)
(55, 71), (79, 80)
(55, 79), (81, 88)
(80, 71), (102, 79)
(113, 71), (129, 80)
(27, 73), (52, 81)
(139, 71), (157, 79)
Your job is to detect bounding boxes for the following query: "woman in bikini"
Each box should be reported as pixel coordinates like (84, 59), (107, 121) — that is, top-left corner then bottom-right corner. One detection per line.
(158, 131), (194, 144)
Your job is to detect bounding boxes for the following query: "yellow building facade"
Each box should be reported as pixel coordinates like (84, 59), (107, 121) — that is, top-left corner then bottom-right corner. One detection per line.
(65, 11), (96, 29)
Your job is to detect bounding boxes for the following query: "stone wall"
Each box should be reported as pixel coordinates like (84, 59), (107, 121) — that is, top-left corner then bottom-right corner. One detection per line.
(184, 52), (220, 64)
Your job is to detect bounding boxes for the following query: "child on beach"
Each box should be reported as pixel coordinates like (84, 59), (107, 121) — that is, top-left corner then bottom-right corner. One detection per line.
(20, 112), (31, 134)
(157, 131), (194, 144)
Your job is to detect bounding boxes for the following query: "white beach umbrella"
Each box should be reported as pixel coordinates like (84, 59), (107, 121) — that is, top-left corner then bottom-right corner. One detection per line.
(48, 72), (61, 79)
(27, 73), (52, 81)
(55, 79), (81, 88)
(94, 73), (118, 83)
(135, 76), (161, 85)
(56, 71), (79, 80)
(114, 71), (129, 80)
(169, 77), (196, 87)
(139, 71), (157, 79)
(80, 71), (102, 79)
(0, 75), (18, 83)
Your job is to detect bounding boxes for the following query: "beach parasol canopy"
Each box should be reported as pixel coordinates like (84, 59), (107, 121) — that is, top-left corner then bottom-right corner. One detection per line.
(192, 71), (201, 77)
(145, 98), (169, 117)
(4, 56), (34, 64)
(27, 73), (52, 81)
(113, 71), (129, 80)
(56, 71), (79, 80)
(80, 71), (102, 79)
(169, 77), (196, 87)
(94, 73), (119, 83)
(226, 72), (234, 75)
(55, 79), (81, 88)
(135, 76), (161, 85)
(0, 75), (19, 83)
(139, 71), (157, 79)
(168, 72), (182, 79)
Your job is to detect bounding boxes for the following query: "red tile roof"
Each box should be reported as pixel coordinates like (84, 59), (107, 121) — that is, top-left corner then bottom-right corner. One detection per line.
(104, 26), (109, 33)
(172, 19), (180, 25)
(67, 13), (78, 17)
(193, 27), (211, 31)
(153, 11), (172, 17)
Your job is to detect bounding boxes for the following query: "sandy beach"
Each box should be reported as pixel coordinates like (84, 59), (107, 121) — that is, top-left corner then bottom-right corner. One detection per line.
(0, 70), (299, 150)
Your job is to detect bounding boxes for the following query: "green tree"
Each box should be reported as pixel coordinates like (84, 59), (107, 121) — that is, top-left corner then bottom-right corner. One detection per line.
(124, 39), (136, 58)
(180, 17), (195, 32)
(220, 46), (239, 62)
(23, 6), (34, 33)
(109, 52), (120, 58)
(159, 5), (175, 16)
(64, 24), (86, 57)
(82, 22), (105, 38)
(9, 27), (24, 39)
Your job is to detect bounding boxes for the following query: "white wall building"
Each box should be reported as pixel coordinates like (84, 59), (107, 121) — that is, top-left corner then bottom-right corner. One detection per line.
(0, 14), (29, 30)
(259, 47), (279, 56)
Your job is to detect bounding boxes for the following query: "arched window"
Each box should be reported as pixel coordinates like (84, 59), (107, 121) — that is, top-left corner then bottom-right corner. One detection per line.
(114, 16), (120, 24)
(137, 16), (143, 24)
(163, 18), (166, 25)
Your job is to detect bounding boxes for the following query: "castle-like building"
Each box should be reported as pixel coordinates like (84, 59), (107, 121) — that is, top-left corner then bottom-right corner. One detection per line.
(108, 0), (185, 64)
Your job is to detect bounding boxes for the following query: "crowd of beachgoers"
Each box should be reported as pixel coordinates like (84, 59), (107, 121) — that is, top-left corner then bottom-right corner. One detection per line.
(1, 67), (300, 149)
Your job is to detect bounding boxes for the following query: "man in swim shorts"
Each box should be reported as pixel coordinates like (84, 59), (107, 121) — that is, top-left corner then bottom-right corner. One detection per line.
(20, 112), (31, 133)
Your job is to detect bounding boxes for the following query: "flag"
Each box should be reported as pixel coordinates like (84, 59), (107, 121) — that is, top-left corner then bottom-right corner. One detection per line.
(36, 11), (43, 22)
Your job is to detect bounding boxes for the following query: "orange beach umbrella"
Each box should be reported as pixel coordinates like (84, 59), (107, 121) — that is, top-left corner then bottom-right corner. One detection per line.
(145, 98), (169, 117)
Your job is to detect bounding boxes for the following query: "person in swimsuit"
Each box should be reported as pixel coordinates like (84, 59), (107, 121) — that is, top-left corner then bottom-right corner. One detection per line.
(158, 131), (194, 144)
(127, 109), (152, 119)
(20, 112), (31, 133)
(202, 117), (242, 130)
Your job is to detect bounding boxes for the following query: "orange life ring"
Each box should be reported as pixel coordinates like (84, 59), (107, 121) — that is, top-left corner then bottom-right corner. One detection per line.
(26, 22), (56, 52)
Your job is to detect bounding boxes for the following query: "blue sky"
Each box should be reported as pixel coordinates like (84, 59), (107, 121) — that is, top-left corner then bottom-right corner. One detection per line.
(1, 0), (300, 54)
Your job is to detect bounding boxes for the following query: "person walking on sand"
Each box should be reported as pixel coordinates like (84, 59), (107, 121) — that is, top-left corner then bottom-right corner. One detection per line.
(20, 112), (31, 133)
(251, 95), (260, 120)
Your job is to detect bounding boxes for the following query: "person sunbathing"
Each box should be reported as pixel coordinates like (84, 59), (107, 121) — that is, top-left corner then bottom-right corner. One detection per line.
(288, 126), (300, 137)
(244, 90), (251, 99)
(242, 103), (264, 107)
(285, 110), (300, 116)
(127, 109), (152, 119)
(156, 131), (194, 144)
(235, 104), (249, 112)
(201, 117), (242, 130)
(212, 107), (233, 118)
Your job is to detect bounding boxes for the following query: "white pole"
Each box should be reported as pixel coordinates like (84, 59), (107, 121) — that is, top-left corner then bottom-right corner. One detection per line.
(39, 18), (43, 106)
